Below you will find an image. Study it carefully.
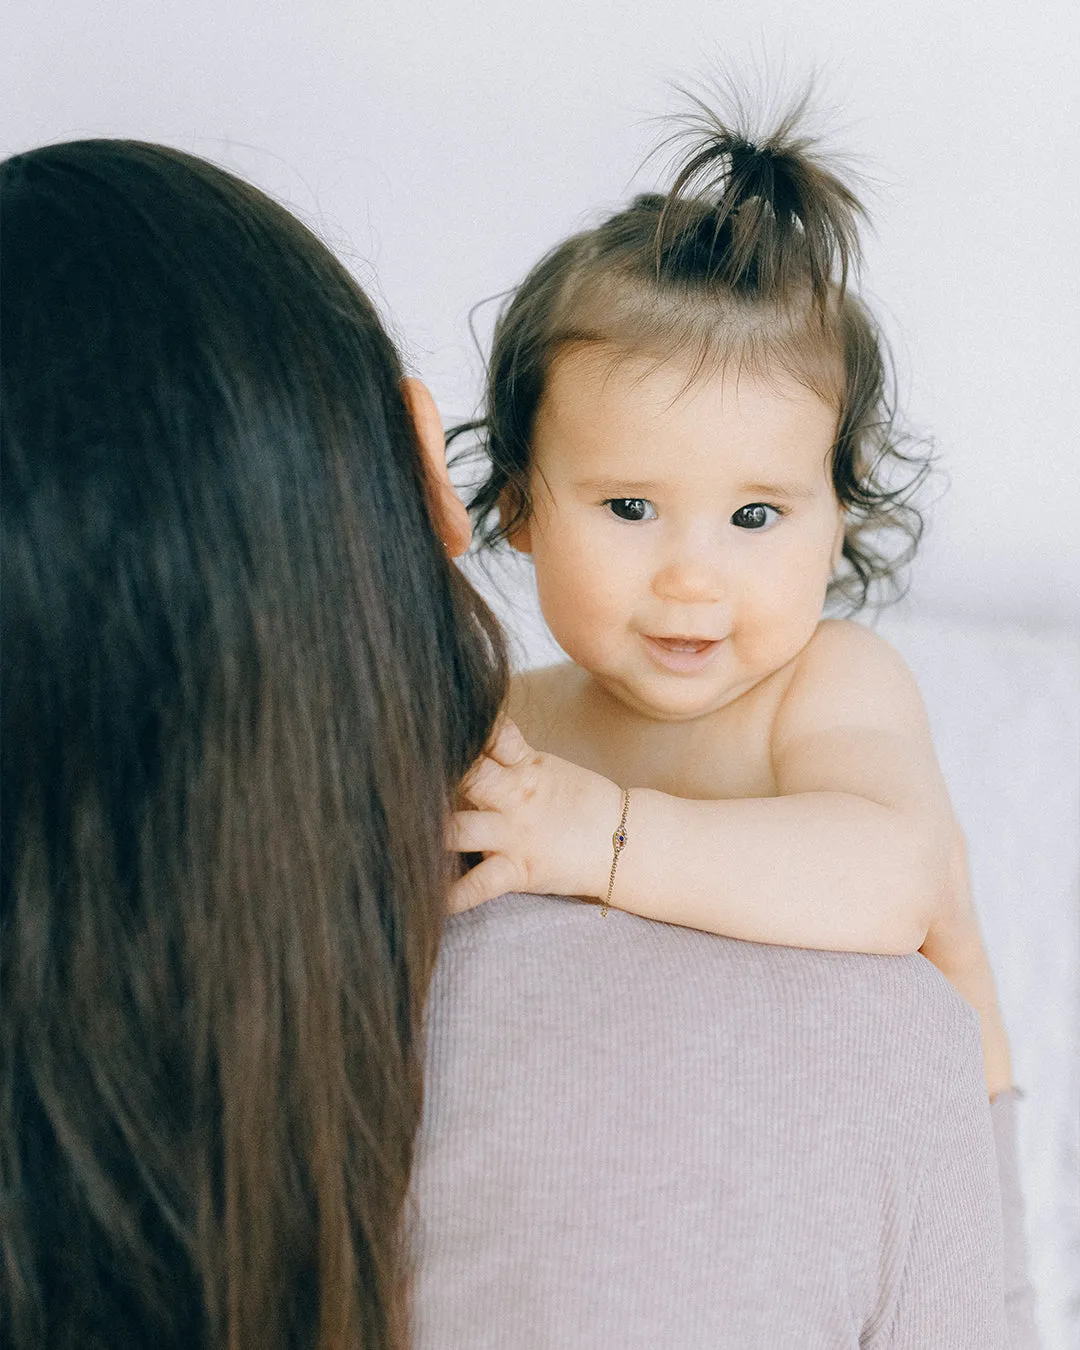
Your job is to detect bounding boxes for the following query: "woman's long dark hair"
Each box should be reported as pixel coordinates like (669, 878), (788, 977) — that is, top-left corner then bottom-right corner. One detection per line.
(0, 141), (507, 1350)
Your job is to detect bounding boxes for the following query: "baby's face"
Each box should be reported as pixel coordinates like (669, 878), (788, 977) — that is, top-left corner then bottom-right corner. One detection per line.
(513, 345), (844, 724)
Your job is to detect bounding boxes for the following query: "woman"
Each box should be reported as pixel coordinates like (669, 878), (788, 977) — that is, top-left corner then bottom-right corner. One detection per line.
(0, 140), (507, 1350)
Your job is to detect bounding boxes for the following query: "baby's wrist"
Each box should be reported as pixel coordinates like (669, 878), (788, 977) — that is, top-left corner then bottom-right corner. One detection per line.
(572, 770), (625, 900)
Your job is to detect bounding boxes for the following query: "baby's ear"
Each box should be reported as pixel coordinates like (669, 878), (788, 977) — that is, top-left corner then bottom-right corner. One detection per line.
(499, 486), (532, 554)
(830, 512), (846, 571)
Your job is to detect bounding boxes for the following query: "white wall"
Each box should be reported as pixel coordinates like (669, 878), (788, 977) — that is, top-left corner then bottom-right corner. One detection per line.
(5, 0), (1078, 628)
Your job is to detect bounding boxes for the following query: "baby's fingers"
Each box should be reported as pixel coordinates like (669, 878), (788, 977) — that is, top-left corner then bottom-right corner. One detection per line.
(446, 809), (506, 856)
(459, 720), (537, 810)
(448, 854), (526, 913)
(485, 717), (532, 768)
(459, 753), (515, 812)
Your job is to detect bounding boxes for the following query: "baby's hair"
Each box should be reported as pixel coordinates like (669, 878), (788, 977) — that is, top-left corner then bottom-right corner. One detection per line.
(453, 87), (931, 611)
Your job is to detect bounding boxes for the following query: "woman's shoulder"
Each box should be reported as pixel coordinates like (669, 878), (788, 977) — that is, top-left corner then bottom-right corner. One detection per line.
(419, 911), (1000, 1348)
(439, 898), (981, 1104)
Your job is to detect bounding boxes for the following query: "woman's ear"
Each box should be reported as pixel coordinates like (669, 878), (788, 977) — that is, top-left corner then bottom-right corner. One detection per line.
(401, 378), (472, 558)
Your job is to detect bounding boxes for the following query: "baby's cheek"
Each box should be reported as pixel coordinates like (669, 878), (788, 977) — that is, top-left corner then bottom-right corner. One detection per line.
(536, 571), (606, 652)
(737, 570), (826, 669)
(534, 542), (625, 658)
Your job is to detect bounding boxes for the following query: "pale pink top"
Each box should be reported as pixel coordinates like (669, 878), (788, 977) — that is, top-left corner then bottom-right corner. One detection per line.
(410, 893), (1037, 1348)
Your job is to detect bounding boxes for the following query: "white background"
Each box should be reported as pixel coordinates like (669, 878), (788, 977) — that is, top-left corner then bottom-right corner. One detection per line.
(6, 0), (1078, 630)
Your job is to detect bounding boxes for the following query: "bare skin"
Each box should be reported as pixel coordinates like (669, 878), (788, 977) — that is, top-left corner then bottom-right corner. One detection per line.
(449, 349), (1012, 1097)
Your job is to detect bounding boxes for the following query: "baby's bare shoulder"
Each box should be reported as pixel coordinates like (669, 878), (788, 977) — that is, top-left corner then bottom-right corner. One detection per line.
(778, 619), (926, 733)
(761, 618), (939, 793)
(768, 619), (941, 804)
(803, 617), (907, 668)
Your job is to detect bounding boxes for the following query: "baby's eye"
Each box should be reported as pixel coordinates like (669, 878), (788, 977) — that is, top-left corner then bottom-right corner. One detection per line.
(606, 498), (657, 522)
(731, 503), (781, 530)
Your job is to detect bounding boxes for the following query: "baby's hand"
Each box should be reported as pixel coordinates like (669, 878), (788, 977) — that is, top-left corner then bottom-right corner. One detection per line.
(920, 827), (1014, 1098)
(448, 719), (622, 913)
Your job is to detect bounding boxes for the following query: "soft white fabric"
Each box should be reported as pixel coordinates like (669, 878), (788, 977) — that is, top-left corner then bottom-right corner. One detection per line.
(877, 613), (1080, 1350)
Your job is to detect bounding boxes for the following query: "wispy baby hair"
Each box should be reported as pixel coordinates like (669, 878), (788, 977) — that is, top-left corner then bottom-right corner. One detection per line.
(456, 85), (931, 611)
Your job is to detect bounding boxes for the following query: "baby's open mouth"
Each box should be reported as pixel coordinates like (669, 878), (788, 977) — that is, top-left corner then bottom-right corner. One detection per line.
(648, 636), (717, 654)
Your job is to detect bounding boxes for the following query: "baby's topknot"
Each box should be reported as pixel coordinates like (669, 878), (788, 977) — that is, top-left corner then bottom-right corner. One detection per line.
(652, 90), (866, 310)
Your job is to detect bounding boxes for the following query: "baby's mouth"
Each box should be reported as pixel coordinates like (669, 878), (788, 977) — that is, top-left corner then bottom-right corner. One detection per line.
(647, 636), (717, 654)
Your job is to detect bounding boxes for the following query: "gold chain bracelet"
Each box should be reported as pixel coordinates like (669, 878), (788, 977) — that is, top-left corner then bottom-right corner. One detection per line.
(600, 788), (630, 918)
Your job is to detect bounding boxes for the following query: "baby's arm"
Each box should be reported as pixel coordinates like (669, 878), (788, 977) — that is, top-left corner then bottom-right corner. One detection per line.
(764, 622), (1013, 1096)
(452, 622), (948, 954)
(450, 622), (1014, 1097)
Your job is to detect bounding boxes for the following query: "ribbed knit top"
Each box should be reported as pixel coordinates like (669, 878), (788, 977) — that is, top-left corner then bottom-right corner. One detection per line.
(409, 893), (1033, 1348)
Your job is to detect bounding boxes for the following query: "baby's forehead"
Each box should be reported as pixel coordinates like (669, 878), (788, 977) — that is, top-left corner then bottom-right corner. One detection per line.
(535, 344), (839, 471)
(544, 331), (840, 403)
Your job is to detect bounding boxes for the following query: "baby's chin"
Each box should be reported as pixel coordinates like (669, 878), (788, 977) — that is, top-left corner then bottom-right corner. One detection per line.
(588, 669), (750, 725)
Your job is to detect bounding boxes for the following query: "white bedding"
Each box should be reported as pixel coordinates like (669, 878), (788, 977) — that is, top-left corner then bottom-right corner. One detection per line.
(878, 613), (1080, 1350)
(463, 553), (1080, 1349)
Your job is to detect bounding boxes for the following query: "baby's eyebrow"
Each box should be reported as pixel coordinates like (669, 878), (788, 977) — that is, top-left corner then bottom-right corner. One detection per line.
(571, 476), (818, 501)
(737, 481), (818, 502)
(572, 477), (662, 495)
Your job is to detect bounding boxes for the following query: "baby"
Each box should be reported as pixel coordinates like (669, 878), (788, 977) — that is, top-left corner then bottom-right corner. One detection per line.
(448, 99), (1012, 1098)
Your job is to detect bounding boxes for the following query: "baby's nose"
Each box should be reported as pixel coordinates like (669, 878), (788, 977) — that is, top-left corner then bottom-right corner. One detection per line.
(650, 555), (725, 605)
